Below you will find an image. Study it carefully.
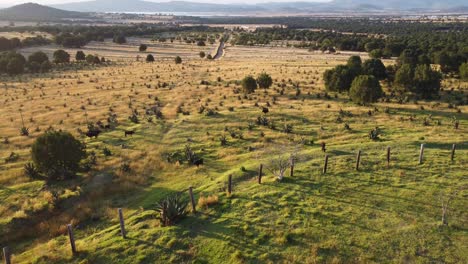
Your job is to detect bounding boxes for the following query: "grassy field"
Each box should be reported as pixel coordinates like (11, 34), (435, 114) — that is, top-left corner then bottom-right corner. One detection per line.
(0, 40), (467, 263)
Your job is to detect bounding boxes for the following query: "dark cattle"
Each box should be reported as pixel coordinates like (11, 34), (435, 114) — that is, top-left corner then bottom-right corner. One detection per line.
(321, 142), (326, 152)
(124, 130), (135, 137)
(262, 107), (269, 114)
(104, 124), (111, 129)
(86, 130), (101, 139)
(193, 159), (204, 167)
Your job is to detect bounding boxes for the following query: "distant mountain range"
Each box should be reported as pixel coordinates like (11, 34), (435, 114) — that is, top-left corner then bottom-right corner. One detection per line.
(50, 0), (468, 13)
(0, 0), (466, 22)
(0, 3), (90, 21)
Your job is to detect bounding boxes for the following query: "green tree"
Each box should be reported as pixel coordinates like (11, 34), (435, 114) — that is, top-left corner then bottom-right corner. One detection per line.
(31, 131), (86, 181)
(369, 49), (384, 59)
(86, 54), (95, 64)
(349, 75), (383, 105)
(28, 51), (48, 65)
(412, 64), (441, 98)
(363, 59), (387, 80)
(394, 64), (414, 92)
(199, 51), (206, 58)
(347, 55), (362, 76)
(139, 44), (148, 52)
(241, 75), (257, 94)
(113, 34), (126, 44)
(40, 61), (52, 73)
(398, 49), (418, 66)
(76, 51), (86, 61)
(146, 54), (155, 62)
(257, 72), (273, 89)
(175, 56), (182, 64)
(6, 57), (25, 75)
(53, 49), (70, 64)
(460, 62), (468, 80)
(323, 65), (354, 92)
(28, 61), (40, 73)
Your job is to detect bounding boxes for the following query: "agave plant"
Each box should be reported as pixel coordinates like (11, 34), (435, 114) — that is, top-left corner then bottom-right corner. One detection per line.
(155, 195), (188, 226)
(24, 162), (41, 180)
(20, 126), (29, 136)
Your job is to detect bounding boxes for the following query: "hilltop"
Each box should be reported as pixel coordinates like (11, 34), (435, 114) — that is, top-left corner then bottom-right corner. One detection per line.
(0, 3), (90, 21)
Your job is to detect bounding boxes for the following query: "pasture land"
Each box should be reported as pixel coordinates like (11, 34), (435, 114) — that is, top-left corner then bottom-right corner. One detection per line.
(0, 40), (467, 264)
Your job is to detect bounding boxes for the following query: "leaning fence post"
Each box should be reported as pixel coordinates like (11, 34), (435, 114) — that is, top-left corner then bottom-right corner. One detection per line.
(227, 175), (232, 195)
(290, 164), (294, 177)
(3, 247), (11, 264)
(419, 144), (425, 164)
(355, 150), (361, 171)
(451, 144), (456, 161)
(188, 186), (196, 213)
(67, 224), (77, 255)
(258, 164), (263, 184)
(386, 146), (391, 167)
(323, 155), (329, 174)
(118, 208), (126, 239)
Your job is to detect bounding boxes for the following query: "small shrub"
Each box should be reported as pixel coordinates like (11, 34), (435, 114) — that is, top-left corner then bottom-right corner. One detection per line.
(198, 195), (219, 209)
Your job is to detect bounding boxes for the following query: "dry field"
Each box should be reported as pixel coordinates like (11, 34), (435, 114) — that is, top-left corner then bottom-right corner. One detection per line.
(0, 39), (467, 263)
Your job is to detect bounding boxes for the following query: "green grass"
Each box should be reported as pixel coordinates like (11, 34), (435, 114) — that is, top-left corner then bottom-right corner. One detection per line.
(11, 91), (468, 263)
(0, 50), (466, 263)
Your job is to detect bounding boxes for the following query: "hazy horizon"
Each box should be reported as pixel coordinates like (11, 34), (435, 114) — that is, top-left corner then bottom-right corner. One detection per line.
(0, 0), (333, 8)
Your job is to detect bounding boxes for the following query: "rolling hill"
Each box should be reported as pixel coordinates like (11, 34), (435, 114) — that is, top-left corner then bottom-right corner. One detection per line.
(0, 3), (90, 21)
(50, 0), (468, 13)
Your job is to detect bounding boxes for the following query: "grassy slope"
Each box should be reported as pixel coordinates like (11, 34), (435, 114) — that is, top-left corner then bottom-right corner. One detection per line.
(0, 44), (466, 263)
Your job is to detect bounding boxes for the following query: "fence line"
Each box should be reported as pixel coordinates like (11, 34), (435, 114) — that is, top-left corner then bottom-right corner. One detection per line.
(2, 143), (462, 263)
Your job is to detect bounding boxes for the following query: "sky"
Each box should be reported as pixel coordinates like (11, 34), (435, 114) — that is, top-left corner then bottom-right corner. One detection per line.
(0, 0), (331, 8)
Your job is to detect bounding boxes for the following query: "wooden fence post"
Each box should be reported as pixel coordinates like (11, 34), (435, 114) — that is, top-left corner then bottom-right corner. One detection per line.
(188, 186), (196, 213)
(67, 224), (77, 255)
(3, 247), (11, 264)
(118, 208), (126, 239)
(228, 175), (232, 195)
(290, 164), (294, 177)
(451, 144), (456, 161)
(323, 155), (329, 174)
(419, 144), (425, 164)
(355, 150), (361, 171)
(258, 164), (263, 184)
(386, 146), (391, 167)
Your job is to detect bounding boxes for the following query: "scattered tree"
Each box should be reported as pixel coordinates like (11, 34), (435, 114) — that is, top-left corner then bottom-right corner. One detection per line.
(349, 75), (383, 105)
(146, 54), (155, 62)
(241, 75), (257, 94)
(175, 56), (182, 64)
(53, 49), (70, 64)
(139, 44), (148, 52)
(257, 72), (273, 89)
(363, 59), (387, 80)
(76, 51), (86, 61)
(28, 51), (49, 65)
(31, 131), (86, 181)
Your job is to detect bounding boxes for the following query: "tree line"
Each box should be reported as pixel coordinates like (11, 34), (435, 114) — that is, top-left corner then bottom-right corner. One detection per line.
(324, 55), (445, 104)
(0, 49), (106, 75)
(0, 35), (50, 51)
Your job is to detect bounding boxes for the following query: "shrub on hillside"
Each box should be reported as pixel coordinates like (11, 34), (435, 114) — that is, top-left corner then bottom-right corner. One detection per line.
(257, 72), (273, 89)
(241, 75), (257, 94)
(31, 131), (86, 181)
